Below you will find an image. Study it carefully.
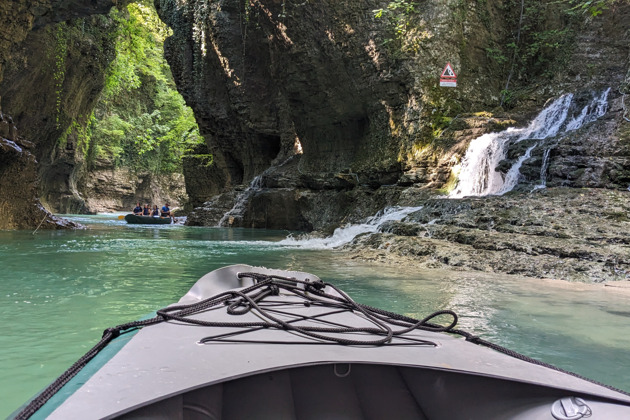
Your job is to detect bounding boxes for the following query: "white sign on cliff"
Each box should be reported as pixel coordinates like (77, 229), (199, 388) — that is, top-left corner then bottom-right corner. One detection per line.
(440, 63), (457, 87)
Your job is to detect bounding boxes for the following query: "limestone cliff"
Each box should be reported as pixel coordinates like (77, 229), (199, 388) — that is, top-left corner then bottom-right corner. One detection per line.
(0, 136), (77, 229)
(156, 0), (506, 191)
(0, 1), (128, 226)
(1, 15), (121, 213)
(159, 0), (629, 231)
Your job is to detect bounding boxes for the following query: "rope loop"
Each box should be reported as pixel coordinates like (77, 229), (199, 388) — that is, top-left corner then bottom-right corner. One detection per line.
(102, 327), (120, 339)
(227, 299), (250, 315)
(418, 310), (458, 332)
(268, 284), (280, 295)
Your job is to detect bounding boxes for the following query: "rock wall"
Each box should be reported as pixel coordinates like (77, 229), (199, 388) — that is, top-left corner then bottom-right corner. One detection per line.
(83, 162), (187, 213)
(347, 188), (630, 283)
(0, 1), (129, 226)
(160, 0), (630, 233)
(0, 137), (77, 229)
(156, 0), (507, 193)
(1, 14), (120, 214)
(504, 5), (630, 193)
(0, 1), (119, 85)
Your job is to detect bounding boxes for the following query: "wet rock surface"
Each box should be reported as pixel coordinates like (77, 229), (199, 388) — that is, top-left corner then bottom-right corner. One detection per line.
(343, 188), (630, 283)
(0, 136), (79, 229)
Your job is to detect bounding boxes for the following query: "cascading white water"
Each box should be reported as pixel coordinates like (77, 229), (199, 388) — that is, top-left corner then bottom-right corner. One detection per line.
(450, 89), (610, 198)
(277, 206), (423, 249)
(217, 156), (295, 227)
(498, 143), (537, 195)
(217, 175), (263, 227)
(532, 147), (552, 191)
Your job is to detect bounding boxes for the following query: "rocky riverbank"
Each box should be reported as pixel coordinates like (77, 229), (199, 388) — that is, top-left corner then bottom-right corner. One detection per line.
(342, 187), (630, 283)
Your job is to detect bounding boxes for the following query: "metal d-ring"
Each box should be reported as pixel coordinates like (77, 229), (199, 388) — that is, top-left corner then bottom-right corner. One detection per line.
(334, 363), (351, 378)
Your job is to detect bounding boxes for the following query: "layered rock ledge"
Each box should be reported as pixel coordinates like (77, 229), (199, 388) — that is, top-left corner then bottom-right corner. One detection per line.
(344, 188), (630, 283)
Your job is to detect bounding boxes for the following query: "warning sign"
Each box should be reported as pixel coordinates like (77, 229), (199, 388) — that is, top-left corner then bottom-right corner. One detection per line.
(441, 63), (457, 78)
(440, 62), (457, 87)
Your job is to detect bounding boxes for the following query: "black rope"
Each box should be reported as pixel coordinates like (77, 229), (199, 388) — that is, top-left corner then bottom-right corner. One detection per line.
(15, 271), (630, 419)
(307, 287), (630, 397)
(13, 317), (163, 420)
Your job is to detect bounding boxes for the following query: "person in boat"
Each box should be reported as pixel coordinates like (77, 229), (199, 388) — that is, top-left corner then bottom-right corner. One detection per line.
(143, 204), (151, 216)
(151, 205), (160, 217)
(161, 203), (172, 218)
(133, 202), (143, 215)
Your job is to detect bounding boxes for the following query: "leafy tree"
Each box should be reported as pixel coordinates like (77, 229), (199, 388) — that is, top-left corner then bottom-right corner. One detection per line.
(88, 1), (204, 175)
(569, 0), (620, 16)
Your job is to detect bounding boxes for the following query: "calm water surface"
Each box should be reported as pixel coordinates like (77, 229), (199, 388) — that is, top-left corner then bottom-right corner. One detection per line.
(2, 214), (630, 416)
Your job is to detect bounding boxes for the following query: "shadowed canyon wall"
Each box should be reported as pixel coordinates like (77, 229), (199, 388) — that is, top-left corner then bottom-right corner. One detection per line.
(0, 1), (129, 228)
(0, 1), (186, 226)
(156, 0), (508, 193)
(157, 0), (629, 231)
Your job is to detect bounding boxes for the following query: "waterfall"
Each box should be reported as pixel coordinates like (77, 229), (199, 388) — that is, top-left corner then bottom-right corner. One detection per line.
(216, 175), (263, 227)
(217, 156), (296, 227)
(450, 89), (610, 198)
(498, 143), (537, 195)
(277, 206), (423, 249)
(532, 147), (552, 191)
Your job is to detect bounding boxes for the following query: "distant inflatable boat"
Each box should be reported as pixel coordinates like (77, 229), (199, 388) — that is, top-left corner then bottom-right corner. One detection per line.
(124, 214), (172, 224)
(13, 265), (630, 419)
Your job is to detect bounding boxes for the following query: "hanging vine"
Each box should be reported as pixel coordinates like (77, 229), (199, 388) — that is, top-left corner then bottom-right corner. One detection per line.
(53, 23), (68, 130)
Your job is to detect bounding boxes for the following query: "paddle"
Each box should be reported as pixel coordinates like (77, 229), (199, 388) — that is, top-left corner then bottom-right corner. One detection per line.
(118, 215), (125, 220)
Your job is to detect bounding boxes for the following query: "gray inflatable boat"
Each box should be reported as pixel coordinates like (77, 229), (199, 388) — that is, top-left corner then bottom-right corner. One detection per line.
(15, 265), (630, 419)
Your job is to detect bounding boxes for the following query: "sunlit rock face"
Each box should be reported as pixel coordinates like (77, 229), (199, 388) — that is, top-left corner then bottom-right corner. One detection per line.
(155, 0), (507, 196)
(159, 0), (630, 232)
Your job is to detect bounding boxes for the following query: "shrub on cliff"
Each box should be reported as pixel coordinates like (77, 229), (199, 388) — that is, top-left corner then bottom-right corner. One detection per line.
(87, 1), (203, 175)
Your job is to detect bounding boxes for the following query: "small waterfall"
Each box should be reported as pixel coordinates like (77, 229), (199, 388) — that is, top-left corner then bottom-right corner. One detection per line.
(450, 89), (610, 198)
(217, 175), (263, 227)
(498, 143), (537, 195)
(217, 155), (296, 227)
(277, 206), (423, 249)
(531, 147), (552, 191)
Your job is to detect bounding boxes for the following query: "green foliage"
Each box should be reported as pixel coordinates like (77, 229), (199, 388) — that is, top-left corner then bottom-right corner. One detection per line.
(103, 3), (170, 98)
(243, 0), (252, 23)
(53, 23), (68, 129)
(87, 1), (204, 174)
(485, 0), (585, 107)
(485, 47), (509, 65)
(500, 88), (515, 106)
(185, 153), (214, 167)
(373, 1), (419, 54)
(516, 3), (574, 77)
(568, 0), (616, 16)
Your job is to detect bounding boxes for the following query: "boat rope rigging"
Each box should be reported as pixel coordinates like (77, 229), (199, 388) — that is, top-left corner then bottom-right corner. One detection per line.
(14, 272), (630, 419)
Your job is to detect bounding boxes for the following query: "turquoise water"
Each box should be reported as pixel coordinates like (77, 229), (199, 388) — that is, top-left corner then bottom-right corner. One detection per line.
(2, 214), (630, 417)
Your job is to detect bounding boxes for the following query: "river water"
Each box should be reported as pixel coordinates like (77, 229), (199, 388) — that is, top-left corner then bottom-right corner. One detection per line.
(2, 214), (630, 417)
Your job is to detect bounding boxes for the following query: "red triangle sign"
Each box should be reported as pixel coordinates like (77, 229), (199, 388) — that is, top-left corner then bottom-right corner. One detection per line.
(441, 63), (457, 78)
